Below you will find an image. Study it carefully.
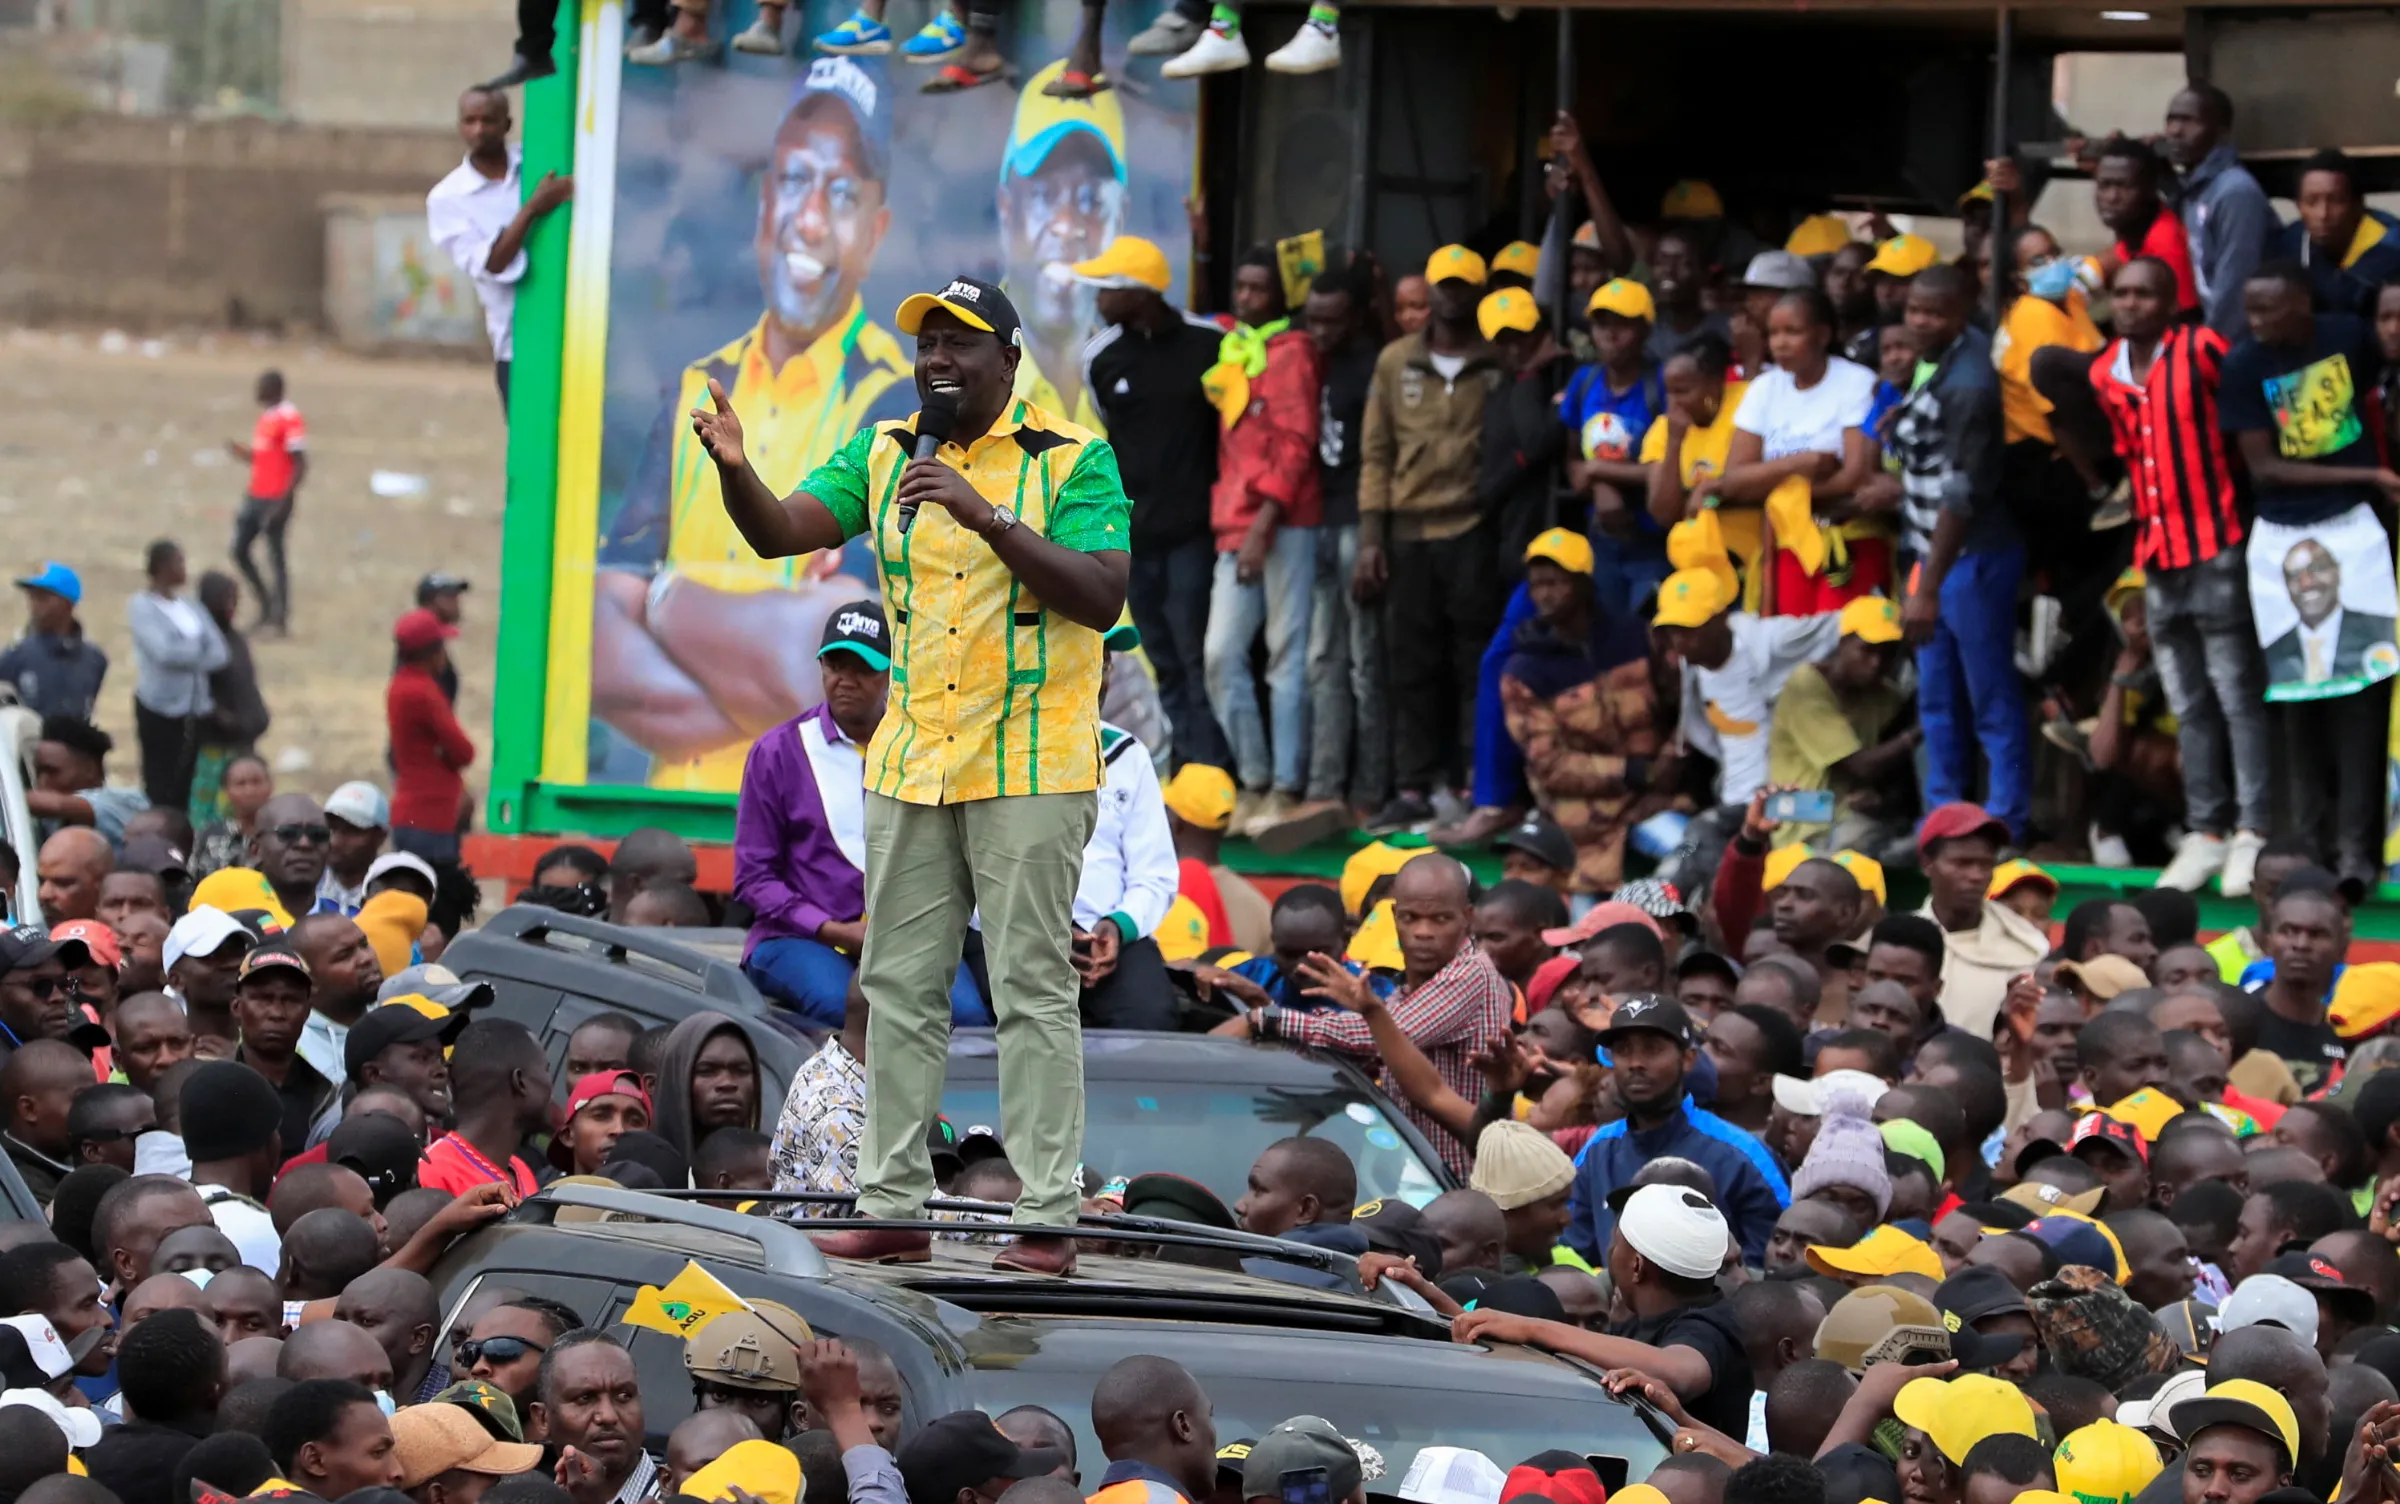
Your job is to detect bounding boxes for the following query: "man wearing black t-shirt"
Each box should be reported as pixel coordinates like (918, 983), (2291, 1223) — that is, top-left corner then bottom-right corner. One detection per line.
(1452, 1181), (1753, 1439)
(1080, 237), (1233, 773)
(2220, 263), (2400, 885)
(2255, 885), (2350, 1094)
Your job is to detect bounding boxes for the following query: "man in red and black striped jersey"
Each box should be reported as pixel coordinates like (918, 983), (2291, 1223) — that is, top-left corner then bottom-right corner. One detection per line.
(2089, 256), (2272, 898)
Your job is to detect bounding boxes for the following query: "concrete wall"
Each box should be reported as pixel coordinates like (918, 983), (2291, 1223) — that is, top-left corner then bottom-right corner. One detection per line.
(281, 0), (515, 130)
(0, 115), (458, 329)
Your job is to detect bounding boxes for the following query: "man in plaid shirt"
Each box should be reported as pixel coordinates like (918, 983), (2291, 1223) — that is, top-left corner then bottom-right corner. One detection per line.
(1217, 853), (1508, 1176)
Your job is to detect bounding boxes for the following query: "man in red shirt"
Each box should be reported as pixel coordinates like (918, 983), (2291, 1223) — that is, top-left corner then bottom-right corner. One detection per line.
(2096, 139), (2201, 317)
(223, 370), (307, 635)
(387, 608), (475, 871)
(418, 1015), (551, 1197)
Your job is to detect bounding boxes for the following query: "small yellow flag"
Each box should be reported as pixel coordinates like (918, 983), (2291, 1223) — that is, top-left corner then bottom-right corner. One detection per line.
(1276, 229), (1325, 313)
(621, 1260), (751, 1338)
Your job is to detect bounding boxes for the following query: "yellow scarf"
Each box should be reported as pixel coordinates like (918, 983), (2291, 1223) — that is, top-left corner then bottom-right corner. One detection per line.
(1202, 317), (1289, 430)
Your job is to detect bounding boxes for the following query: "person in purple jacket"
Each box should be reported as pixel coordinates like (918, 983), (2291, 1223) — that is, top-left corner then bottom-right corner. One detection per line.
(735, 600), (989, 1026)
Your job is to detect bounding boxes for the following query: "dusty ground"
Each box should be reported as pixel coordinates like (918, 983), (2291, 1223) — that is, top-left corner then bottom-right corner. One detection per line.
(0, 327), (507, 807)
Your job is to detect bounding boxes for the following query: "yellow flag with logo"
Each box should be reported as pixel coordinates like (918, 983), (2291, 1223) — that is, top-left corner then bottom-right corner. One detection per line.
(1276, 230), (1325, 313)
(621, 1260), (751, 1338)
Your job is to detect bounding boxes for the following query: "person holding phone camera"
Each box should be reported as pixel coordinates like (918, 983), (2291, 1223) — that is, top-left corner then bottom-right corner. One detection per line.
(1766, 597), (1920, 859)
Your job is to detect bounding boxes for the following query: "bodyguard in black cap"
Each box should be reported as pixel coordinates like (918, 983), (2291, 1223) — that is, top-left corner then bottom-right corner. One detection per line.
(692, 273), (1133, 1277)
(0, 924), (70, 1062)
(345, 1001), (467, 1128)
(1934, 1264), (2040, 1381)
(897, 1410), (1065, 1504)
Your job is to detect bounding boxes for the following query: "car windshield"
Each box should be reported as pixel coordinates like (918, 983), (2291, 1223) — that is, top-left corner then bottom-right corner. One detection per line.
(939, 1075), (1446, 1209)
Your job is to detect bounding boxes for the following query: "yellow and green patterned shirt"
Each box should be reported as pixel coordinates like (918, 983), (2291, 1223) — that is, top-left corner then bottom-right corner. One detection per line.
(803, 397), (1132, 806)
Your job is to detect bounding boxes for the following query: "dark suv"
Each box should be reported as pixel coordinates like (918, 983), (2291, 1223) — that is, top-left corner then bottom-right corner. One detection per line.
(431, 1186), (1668, 1489)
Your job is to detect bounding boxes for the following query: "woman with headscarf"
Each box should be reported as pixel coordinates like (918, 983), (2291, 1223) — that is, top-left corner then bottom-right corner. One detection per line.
(652, 1011), (763, 1164)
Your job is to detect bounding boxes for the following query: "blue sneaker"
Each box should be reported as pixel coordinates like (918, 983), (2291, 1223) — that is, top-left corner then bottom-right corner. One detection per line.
(899, 11), (966, 62)
(811, 10), (892, 53)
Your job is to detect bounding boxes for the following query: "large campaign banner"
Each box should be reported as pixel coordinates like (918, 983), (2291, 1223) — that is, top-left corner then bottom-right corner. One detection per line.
(543, 0), (1198, 792)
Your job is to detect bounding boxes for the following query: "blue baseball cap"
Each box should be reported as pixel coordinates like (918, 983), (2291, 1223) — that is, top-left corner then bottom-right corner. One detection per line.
(14, 562), (79, 604)
(789, 55), (891, 183)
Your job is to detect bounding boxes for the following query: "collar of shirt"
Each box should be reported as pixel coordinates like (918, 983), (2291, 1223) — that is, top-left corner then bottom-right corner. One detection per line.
(1095, 1460), (1195, 1500)
(814, 700), (859, 747)
(737, 299), (868, 415)
(610, 1448), (660, 1504)
(444, 144), (521, 195)
(295, 1012), (348, 1086)
(3, 1133), (69, 1178)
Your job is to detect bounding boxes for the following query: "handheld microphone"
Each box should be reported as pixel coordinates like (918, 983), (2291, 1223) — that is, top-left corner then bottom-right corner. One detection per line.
(898, 391), (961, 535)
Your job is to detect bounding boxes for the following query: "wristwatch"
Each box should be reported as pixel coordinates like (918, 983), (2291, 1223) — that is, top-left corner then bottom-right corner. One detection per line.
(980, 503), (1020, 541)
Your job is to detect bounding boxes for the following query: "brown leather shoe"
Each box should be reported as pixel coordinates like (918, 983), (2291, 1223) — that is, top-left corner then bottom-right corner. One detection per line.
(994, 1234), (1076, 1275)
(810, 1227), (932, 1263)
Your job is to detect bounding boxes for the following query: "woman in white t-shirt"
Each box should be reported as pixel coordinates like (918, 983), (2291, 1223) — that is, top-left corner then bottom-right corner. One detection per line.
(1715, 288), (1895, 615)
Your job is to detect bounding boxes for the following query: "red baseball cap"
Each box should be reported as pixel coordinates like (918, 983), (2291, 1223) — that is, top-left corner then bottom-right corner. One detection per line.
(1917, 801), (2010, 852)
(563, 1069), (653, 1124)
(394, 607), (461, 655)
(2070, 1112), (2148, 1164)
(49, 920), (121, 970)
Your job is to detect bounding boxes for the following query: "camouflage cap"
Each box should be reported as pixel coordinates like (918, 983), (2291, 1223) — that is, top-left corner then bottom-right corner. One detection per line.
(430, 1379), (524, 1443)
(2028, 1265), (2181, 1390)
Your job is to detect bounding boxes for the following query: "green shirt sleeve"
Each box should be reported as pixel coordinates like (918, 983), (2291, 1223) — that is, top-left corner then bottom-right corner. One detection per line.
(1767, 664), (1865, 786)
(799, 425), (879, 541)
(1047, 439), (1134, 554)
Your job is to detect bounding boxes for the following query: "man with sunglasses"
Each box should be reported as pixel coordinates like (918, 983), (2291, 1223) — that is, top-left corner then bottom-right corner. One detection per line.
(66, 1082), (154, 1174)
(462, 1297), (579, 1422)
(0, 926), (75, 1067)
(250, 793), (337, 925)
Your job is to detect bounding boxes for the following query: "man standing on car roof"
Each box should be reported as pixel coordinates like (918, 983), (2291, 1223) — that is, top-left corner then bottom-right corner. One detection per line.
(691, 275), (1132, 1278)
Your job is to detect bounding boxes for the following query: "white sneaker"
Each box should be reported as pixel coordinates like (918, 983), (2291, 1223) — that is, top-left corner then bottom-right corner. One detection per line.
(1127, 10), (1200, 54)
(731, 14), (788, 53)
(2090, 823), (2135, 870)
(2221, 829), (2268, 899)
(1263, 22), (1339, 72)
(2155, 829), (2228, 890)
(1159, 25), (1250, 77)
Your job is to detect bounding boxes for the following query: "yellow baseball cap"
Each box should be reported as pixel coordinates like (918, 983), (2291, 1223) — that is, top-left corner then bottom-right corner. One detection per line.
(1340, 838), (1423, 918)
(1787, 214), (1854, 258)
(1987, 858), (2057, 901)
(1762, 844), (1811, 892)
(2175, 1379), (2301, 1464)
(1477, 287), (1541, 341)
(2103, 1087), (2188, 1143)
(1610, 1489), (1671, 1504)
(1007, 60), (1127, 182)
(2055, 1420), (2165, 1504)
(2105, 566), (2148, 622)
(1832, 851), (1887, 905)
(1651, 567), (1732, 630)
(1808, 1225), (1945, 1283)
(1893, 1373), (2038, 1464)
(1661, 179), (1725, 220)
(1161, 764), (1237, 831)
(1866, 233), (1940, 278)
(1071, 235), (1171, 293)
(1346, 899), (1404, 971)
(1524, 526), (1594, 577)
(1491, 240), (1541, 280)
(190, 868), (295, 932)
(682, 1440), (802, 1504)
(2331, 960), (2400, 1041)
(1425, 244), (1487, 287)
(1153, 893), (1211, 962)
(1587, 278), (1656, 323)
(1837, 596), (1903, 646)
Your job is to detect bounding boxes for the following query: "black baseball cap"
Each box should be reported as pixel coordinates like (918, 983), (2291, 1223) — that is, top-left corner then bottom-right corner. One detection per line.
(897, 1411), (1062, 1504)
(1494, 813), (1575, 873)
(1353, 1196), (1443, 1277)
(1120, 1172), (1236, 1231)
(2266, 1250), (2378, 1327)
(0, 926), (58, 975)
(1934, 1265), (2031, 1369)
(1675, 950), (1742, 987)
(237, 945), (310, 986)
(343, 1001), (468, 1082)
(416, 571), (471, 603)
(896, 277), (1024, 348)
(818, 599), (892, 673)
(1594, 993), (1694, 1050)
(327, 1110), (423, 1202)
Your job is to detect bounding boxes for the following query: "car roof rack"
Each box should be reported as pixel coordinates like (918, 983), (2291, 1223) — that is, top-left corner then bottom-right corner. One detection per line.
(520, 1186), (1427, 1306)
(474, 904), (757, 1008)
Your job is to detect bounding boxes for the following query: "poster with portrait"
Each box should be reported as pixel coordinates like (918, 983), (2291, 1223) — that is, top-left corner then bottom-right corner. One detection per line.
(543, 0), (1199, 792)
(2247, 504), (2400, 704)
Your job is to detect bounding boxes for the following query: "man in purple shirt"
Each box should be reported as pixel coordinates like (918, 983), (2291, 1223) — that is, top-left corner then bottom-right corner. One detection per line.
(736, 601), (988, 1026)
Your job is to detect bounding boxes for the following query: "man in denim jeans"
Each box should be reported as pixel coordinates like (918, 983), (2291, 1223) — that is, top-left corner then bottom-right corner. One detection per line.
(1201, 249), (1323, 835)
(2089, 258), (2269, 896)
(1259, 268), (1386, 854)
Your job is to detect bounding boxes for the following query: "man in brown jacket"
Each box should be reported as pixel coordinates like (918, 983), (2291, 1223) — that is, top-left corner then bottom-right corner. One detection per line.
(1355, 244), (1504, 831)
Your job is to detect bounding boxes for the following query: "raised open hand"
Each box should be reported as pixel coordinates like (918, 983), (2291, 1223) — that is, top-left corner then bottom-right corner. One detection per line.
(691, 378), (748, 470)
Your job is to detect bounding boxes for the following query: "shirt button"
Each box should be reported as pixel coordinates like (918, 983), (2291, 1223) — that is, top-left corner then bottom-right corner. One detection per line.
(950, 628), (957, 635)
